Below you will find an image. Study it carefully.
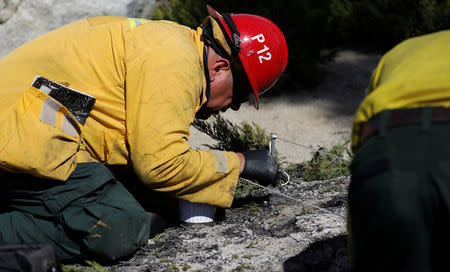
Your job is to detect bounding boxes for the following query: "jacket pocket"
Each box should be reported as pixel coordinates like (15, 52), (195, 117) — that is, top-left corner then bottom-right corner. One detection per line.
(0, 85), (83, 181)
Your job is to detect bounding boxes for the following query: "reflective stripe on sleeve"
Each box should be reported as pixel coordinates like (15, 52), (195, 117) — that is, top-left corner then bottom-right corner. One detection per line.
(128, 18), (136, 29)
(40, 97), (79, 137)
(40, 97), (61, 127)
(62, 113), (78, 137)
(128, 18), (150, 29)
(211, 150), (229, 174)
(39, 85), (52, 94)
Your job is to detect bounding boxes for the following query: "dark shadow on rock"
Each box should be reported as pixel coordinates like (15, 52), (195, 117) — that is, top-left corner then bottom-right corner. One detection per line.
(283, 234), (353, 272)
(322, 195), (347, 208)
(231, 194), (271, 208)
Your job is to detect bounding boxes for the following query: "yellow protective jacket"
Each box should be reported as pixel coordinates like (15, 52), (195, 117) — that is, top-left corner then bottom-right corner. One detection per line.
(0, 16), (240, 207)
(352, 30), (450, 150)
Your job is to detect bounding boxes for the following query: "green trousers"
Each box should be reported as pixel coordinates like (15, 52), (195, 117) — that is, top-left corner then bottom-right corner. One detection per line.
(0, 163), (150, 263)
(349, 108), (450, 272)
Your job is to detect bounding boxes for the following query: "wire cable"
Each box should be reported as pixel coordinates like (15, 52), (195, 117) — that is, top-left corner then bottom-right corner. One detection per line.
(241, 178), (346, 219)
(277, 137), (350, 162)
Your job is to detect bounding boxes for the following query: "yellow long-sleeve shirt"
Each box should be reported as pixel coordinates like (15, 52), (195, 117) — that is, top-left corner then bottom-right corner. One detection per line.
(0, 16), (239, 207)
(352, 30), (450, 150)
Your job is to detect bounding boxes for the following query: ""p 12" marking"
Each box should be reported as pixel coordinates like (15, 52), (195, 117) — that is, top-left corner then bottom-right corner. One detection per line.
(251, 34), (272, 64)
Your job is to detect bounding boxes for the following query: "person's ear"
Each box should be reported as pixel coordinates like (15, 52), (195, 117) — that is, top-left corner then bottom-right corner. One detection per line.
(209, 58), (231, 82)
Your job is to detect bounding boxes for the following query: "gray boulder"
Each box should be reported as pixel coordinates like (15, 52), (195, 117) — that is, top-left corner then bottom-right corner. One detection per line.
(0, 0), (156, 58)
(0, 0), (21, 23)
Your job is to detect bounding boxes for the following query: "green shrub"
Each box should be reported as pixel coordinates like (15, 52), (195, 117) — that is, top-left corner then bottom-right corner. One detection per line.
(286, 140), (351, 181)
(62, 261), (109, 272)
(328, 0), (450, 50)
(151, 0), (206, 28)
(192, 114), (271, 153)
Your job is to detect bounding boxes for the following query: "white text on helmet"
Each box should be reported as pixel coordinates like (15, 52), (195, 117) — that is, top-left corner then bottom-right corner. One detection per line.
(251, 34), (272, 64)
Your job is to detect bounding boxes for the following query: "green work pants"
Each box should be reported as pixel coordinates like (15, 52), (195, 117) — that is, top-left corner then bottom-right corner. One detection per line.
(0, 163), (150, 263)
(348, 108), (450, 272)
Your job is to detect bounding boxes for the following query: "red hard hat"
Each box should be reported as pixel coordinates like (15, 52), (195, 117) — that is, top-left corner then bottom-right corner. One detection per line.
(207, 5), (288, 109)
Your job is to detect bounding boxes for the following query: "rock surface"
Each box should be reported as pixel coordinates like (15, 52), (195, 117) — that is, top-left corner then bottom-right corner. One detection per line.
(0, 0), (21, 23)
(112, 176), (351, 272)
(0, 0), (156, 58)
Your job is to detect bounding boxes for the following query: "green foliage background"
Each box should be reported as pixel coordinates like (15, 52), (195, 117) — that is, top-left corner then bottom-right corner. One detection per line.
(192, 115), (271, 152)
(151, 0), (450, 91)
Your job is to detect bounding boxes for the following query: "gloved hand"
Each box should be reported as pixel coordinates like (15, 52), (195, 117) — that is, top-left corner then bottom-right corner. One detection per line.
(240, 150), (279, 186)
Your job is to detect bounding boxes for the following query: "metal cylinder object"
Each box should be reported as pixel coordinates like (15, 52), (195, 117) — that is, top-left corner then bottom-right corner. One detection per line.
(270, 133), (278, 157)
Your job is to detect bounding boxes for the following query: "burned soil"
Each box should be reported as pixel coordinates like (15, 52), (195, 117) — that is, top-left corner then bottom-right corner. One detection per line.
(110, 176), (352, 272)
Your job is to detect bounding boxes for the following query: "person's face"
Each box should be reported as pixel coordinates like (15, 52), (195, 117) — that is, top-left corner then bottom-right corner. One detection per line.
(207, 66), (238, 111)
(196, 49), (242, 119)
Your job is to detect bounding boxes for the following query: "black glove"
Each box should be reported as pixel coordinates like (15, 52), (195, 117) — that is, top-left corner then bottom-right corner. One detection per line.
(240, 150), (279, 186)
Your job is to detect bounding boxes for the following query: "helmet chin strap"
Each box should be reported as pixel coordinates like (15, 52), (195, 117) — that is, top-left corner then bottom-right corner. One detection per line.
(202, 20), (229, 59)
(203, 16), (252, 108)
(221, 13), (241, 55)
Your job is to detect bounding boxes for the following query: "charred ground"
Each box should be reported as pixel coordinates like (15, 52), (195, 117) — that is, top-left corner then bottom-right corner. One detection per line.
(110, 175), (352, 272)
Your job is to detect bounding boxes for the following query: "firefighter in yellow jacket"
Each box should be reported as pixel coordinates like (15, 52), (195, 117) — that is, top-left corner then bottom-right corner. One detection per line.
(0, 6), (288, 262)
(348, 30), (450, 271)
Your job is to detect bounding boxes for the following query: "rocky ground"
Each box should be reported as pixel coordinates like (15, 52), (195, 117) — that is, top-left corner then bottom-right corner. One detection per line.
(111, 176), (351, 272)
